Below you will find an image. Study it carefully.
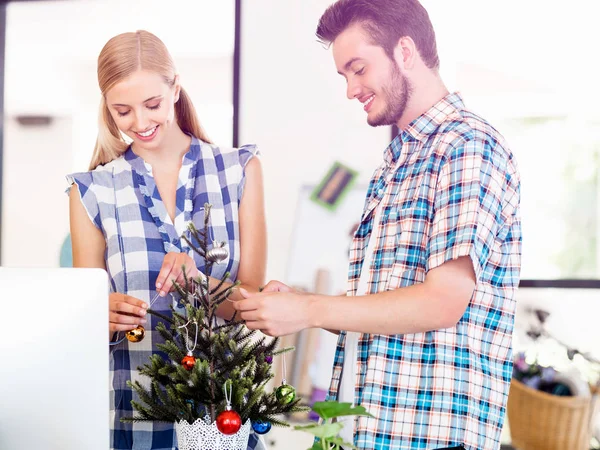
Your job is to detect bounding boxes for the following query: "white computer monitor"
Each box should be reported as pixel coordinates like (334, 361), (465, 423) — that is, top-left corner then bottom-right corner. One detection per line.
(0, 267), (109, 450)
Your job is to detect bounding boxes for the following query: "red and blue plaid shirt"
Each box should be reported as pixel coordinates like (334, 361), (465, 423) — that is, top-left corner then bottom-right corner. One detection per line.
(329, 92), (522, 450)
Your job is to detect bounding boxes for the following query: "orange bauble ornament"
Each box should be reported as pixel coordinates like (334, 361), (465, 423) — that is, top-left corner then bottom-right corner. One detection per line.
(126, 325), (145, 343)
(181, 353), (196, 370)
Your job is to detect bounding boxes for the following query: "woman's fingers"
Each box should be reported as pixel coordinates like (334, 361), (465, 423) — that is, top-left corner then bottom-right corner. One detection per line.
(109, 293), (147, 331)
(157, 253), (199, 295)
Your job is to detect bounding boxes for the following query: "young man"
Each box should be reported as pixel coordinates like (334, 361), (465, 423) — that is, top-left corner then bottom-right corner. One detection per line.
(234, 1), (522, 449)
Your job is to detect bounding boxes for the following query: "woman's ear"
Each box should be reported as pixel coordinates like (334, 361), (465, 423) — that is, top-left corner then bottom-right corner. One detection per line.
(173, 74), (181, 103)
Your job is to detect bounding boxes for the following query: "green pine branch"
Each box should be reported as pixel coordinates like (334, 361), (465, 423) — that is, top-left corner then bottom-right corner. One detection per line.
(123, 203), (307, 426)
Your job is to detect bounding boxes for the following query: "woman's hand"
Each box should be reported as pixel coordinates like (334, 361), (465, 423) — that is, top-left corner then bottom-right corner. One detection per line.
(109, 293), (147, 332)
(156, 252), (200, 296)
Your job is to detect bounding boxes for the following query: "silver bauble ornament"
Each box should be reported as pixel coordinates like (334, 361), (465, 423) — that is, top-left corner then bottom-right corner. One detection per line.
(207, 241), (229, 263)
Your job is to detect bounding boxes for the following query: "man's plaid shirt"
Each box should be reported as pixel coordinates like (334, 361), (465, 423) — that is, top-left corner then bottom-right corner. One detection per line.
(328, 92), (522, 450)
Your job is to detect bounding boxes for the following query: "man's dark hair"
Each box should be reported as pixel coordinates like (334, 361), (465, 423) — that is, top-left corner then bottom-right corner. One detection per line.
(316, 0), (440, 70)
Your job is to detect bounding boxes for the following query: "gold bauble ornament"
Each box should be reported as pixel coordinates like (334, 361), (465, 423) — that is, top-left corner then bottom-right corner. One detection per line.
(126, 325), (145, 343)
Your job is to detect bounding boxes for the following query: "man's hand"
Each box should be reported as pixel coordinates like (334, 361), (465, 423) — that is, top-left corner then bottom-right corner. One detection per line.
(233, 281), (314, 336)
(260, 280), (295, 293)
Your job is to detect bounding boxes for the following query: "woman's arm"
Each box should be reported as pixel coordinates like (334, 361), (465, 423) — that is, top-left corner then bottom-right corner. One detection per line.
(232, 156), (267, 292)
(69, 185), (105, 268)
(215, 155), (267, 317)
(69, 185), (147, 337)
(155, 156), (267, 319)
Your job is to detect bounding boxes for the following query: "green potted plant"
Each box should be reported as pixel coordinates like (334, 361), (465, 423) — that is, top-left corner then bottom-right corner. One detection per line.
(295, 401), (373, 450)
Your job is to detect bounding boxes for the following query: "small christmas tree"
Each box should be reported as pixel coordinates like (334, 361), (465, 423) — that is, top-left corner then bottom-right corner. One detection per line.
(123, 204), (305, 443)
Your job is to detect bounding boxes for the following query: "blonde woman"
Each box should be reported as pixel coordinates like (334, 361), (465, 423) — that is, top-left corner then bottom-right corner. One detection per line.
(67, 30), (266, 449)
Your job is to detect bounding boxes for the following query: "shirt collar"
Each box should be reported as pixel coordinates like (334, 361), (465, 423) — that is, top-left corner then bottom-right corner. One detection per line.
(124, 134), (201, 175)
(383, 92), (465, 166)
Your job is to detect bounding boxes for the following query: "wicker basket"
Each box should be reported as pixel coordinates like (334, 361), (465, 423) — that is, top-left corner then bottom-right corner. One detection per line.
(507, 377), (598, 450)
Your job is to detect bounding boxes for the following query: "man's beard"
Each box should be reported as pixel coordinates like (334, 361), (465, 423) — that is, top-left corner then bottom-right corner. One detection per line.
(368, 62), (413, 127)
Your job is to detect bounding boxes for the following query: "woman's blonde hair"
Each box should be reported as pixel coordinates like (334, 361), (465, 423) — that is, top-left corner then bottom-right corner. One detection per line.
(89, 30), (211, 170)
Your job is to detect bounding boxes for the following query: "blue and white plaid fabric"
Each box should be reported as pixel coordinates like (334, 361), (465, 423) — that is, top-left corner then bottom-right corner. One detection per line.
(67, 136), (261, 450)
(329, 93), (522, 450)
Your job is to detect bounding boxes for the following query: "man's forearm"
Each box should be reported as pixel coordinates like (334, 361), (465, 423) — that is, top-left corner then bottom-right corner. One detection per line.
(308, 257), (475, 335)
(309, 276), (473, 335)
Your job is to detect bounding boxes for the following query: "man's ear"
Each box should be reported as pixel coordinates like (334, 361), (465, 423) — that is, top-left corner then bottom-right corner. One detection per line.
(393, 36), (417, 71)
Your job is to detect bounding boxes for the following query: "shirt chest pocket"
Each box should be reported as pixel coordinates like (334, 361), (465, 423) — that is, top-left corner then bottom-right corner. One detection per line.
(374, 211), (401, 273)
(381, 203), (430, 290)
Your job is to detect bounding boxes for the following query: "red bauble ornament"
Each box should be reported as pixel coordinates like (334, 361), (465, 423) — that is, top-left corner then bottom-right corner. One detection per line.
(216, 409), (242, 435)
(181, 354), (196, 371)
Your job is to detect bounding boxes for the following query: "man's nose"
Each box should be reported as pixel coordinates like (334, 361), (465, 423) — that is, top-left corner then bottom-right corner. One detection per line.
(346, 79), (361, 100)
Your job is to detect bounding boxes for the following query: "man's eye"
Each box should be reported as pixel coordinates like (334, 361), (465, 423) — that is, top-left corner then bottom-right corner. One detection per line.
(355, 68), (365, 76)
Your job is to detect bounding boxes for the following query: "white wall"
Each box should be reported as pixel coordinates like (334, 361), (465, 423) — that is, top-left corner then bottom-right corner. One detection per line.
(240, 0), (391, 282)
(1, 118), (72, 267)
